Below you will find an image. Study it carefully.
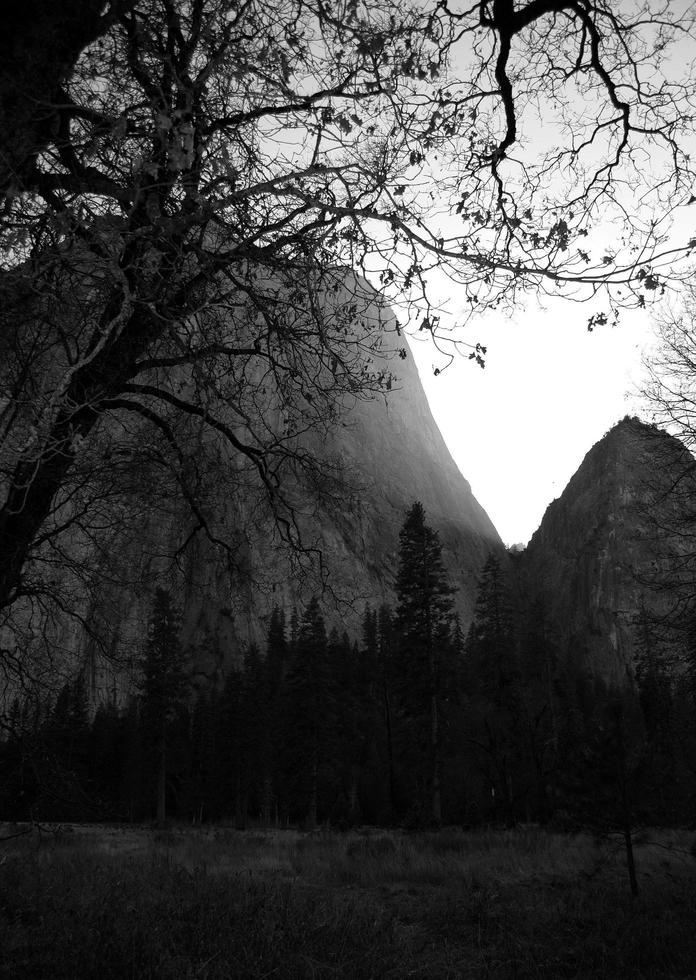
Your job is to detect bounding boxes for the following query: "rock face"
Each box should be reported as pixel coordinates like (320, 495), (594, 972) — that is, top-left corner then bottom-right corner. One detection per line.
(295, 314), (503, 628)
(11, 283), (502, 696)
(520, 417), (695, 686)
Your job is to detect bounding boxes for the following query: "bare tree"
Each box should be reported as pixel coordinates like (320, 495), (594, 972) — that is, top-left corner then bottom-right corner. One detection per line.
(1, 0), (695, 662)
(643, 288), (696, 453)
(638, 286), (696, 619)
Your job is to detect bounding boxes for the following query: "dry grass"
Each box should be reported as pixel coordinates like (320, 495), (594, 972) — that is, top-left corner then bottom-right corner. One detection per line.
(1, 824), (695, 978)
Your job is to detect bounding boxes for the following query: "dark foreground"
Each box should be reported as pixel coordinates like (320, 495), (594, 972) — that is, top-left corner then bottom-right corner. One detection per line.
(1, 825), (695, 978)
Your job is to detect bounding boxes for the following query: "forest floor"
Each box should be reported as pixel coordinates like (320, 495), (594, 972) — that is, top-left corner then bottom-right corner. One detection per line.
(0, 823), (695, 978)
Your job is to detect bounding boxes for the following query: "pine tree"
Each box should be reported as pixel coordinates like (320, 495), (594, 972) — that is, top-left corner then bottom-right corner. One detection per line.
(188, 689), (218, 823)
(632, 601), (692, 823)
(281, 597), (331, 828)
(139, 588), (188, 823)
(362, 607), (378, 668)
(466, 553), (520, 824)
(377, 604), (398, 821)
(331, 626), (365, 826)
(39, 672), (92, 819)
(267, 606), (288, 688)
(239, 642), (273, 824)
(515, 596), (563, 822)
(89, 696), (124, 818)
(119, 697), (145, 821)
(394, 501), (456, 825)
(216, 666), (244, 824)
(0, 697), (37, 819)
(560, 685), (644, 895)
(469, 555), (513, 692)
(50, 673), (90, 775)
(266, 606), (287, 825)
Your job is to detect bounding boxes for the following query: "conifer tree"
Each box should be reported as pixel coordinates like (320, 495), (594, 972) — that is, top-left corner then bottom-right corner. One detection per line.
(267, 607), (288, 696)
(120, 697), (145, 822)
(394, 501), (455, 825)
(239, 642), (273, 824)
(515, 596), (562, 822)
(330, 626), (366, 825)
(632, 602), (694, 823)
(89, 696), (124, 818)
(281, 597), (331, 828)
(266, 606), (288, 825)
(216, 666), (244, 825)
(377, 604), (398, 822)
(466, 553), (520, 824)
(634, 603), (673, 743)
(560, 686), (644, 895)
(139, 588), (188, 823)
(362, 607), (378, 669)
(189, 689), (217, 823)
(0, 697), (37, 819)
(39, 672), (92, 818)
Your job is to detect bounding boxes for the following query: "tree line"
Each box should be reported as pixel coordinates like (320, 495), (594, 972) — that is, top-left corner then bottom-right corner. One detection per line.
(2, 502), (696, 831)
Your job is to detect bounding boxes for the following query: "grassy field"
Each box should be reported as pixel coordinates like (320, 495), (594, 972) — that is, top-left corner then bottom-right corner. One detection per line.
(1, 823), (695, 978)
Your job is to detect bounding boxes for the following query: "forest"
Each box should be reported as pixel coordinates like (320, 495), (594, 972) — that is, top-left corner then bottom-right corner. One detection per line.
(2, 501), (692, 841)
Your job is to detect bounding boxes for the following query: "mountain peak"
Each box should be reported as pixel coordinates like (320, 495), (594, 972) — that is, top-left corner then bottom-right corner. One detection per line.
(522, 415), (695, 685)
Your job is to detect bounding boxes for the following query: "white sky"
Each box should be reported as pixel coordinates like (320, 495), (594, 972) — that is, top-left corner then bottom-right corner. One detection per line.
(409, 301), (651, 546)
(395, 2), (695, 547)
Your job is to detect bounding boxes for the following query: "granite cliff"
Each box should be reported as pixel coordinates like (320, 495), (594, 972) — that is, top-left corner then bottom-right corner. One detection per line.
(520, 416), (696, 686)
(6, 282), (502, 693)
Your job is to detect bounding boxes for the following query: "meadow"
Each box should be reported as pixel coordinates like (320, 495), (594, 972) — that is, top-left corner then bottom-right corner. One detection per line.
(1, 823), (695, 978)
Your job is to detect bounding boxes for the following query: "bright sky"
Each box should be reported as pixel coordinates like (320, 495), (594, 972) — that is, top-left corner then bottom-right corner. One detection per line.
(409, 301), (651, 547)
(394, 1), (695, 547)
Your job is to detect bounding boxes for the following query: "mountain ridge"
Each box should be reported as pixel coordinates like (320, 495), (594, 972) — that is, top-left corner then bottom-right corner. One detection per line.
(520, 415), (696, 684)
(9, 282), (503, 696)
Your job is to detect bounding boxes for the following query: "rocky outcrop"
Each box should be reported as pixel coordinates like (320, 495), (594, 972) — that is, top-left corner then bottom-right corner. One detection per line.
(6, 280), (502, 696)
(520, 416), (696, 686)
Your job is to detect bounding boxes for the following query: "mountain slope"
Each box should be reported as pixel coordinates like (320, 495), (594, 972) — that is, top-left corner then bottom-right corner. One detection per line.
(520, 416), (696, 685)
(10, 280), (502, 694)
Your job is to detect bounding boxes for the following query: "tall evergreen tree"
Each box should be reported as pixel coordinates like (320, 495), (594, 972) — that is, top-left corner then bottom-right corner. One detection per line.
(331, 627), (366, 825)
(281, 597), (332, 828)
(139, 588), (188, 823)
(267, 607), (288, 695)
(188, 689), (217, 823)
(266, 606), (288, 825)
(239, 642), (273, 824)
(38, 672), (92, 819)
(120, 696), (145, 822)
(0, 697), (38, 819)
(89, 695), (125, 818)
(394, 501), (455, 825)
(514, 596), (563, 822)
(375, 604), (398, 821)
(466, 553), (520, 824)
(216, 666), (244, 824)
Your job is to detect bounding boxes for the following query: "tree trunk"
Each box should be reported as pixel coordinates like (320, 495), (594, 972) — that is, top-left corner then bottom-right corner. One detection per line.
(308, 750), (318, 831)
(261, 775), (272, 827)
(619, 763), (639, 896)
(156, 725), (166, 824)
(431, 691), (442, 825)
(348, 770), (360, 824)
(622, 820), (639, 897)
(0, 295), (162, 613)
(382, 684), (397, 819)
